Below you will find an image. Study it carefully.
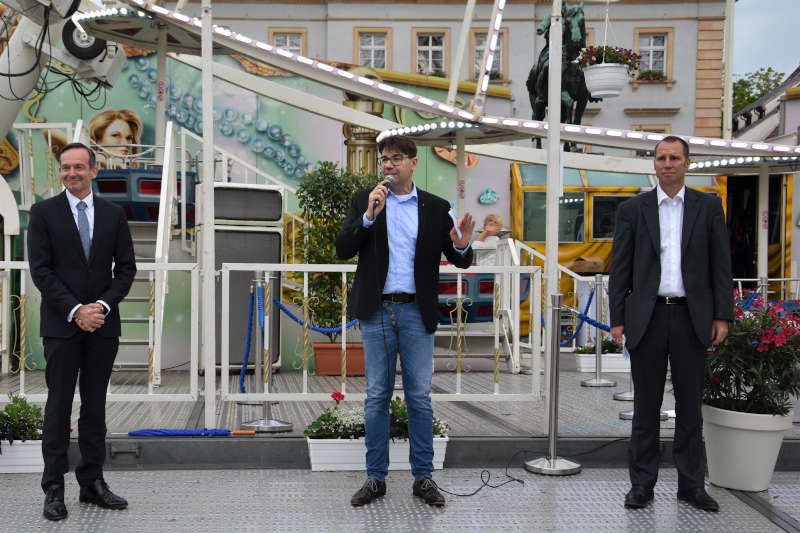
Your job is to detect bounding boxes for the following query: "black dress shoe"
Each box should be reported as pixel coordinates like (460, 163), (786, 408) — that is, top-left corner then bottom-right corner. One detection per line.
(79, 479), (128, 510)
(412, 478), (446, 506)
(624, 486), (654, 509)
(43, 486), (67, 521)
(678, 487), (719, 512)
(350, 477), (386, 506)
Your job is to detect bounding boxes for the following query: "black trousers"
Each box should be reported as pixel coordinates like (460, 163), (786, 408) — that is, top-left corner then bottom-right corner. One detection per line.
(41, 332), (118, 492)
(628, 302), (706, 492)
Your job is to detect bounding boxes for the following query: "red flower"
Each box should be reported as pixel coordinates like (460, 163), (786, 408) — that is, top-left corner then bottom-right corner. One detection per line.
(331, 392), (345, 403)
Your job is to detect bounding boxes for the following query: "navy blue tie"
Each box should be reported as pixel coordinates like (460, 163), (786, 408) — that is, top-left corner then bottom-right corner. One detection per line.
(77, 201), (91, 260)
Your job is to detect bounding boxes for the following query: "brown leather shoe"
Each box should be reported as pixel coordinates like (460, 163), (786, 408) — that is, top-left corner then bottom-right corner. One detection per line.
(43, 486), (67, 521)
(412, 478), (445, 506)
(350, 477), (386, 506)
(79, 479), (128, 510)
(678, 487), (719, 512)
(624, 486), (654, 509)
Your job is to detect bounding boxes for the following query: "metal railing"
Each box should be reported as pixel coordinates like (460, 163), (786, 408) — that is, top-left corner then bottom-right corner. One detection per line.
(219, 262), (543, 405)
(0, 261), (199, 403)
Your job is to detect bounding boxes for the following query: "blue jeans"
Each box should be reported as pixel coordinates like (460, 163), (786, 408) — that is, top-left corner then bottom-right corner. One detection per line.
(360, 301), (435, 482)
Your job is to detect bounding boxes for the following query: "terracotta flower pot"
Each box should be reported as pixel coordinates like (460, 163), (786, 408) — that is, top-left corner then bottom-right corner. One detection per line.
(312, 342), (365, 376)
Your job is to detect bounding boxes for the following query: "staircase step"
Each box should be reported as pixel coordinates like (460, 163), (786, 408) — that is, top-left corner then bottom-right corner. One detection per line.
(121, 317), (149, 324)
(119, 338), (149, 346)
(123, 296), (151, 303)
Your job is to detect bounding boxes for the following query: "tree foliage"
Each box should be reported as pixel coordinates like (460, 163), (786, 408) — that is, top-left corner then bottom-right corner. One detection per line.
(732, 67), (784, 114)
(296, 162), (377, 343)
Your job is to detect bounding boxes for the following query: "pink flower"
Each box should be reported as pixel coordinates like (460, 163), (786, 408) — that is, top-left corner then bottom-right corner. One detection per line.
(331, 392), (345, 403)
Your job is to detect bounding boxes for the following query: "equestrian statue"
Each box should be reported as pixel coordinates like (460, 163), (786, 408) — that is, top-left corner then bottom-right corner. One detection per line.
(526, 1), (600, 151)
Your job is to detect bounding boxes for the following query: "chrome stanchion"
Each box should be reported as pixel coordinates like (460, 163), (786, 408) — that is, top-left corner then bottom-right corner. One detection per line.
(581, 274), (616, 388)
(525, 294), (581, 476)
(618, 379), (668, 421)
(242, 272), (293, 433)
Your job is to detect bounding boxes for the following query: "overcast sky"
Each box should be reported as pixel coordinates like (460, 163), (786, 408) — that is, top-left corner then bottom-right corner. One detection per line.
(733, 0), (798, 79)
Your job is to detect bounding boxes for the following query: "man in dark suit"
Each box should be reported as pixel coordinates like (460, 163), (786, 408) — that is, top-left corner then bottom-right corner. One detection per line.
(28, 142), (136, 521)
(336, 135), (474, 507)
(609, 135), (733, 512)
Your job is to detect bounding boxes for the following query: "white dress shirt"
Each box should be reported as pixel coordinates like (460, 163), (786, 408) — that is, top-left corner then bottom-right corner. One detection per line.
(65, 190), (110, 321)
(656, 184), (686, 297)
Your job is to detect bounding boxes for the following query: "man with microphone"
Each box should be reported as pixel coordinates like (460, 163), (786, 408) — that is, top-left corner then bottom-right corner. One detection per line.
(336, 135), (475, 507)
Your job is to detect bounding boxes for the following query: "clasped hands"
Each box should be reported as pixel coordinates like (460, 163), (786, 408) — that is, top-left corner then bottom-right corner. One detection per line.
(75, 303), (105, 332)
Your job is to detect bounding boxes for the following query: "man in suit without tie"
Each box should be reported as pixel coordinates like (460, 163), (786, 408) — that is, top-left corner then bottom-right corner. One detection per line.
(609, 135), (733, 512)
(28, 142), (136, 521)
(336, 135), (475, 507)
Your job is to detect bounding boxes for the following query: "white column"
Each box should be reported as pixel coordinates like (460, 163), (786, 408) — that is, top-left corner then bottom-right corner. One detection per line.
(201, 0), (217, 429)
(722, 0), (735, 139)
(757, 164), (769, 279)
(155, 24), (168, 164)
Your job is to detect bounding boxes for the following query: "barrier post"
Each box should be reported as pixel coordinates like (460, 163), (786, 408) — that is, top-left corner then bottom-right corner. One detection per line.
(581, 274), (616, 388)
(525, 294), (581, 476)
(241, 272), (293, 432)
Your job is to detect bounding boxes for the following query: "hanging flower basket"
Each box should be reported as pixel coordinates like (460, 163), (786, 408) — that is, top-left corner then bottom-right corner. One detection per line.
(577, 45), (640, 98)
(582, 63), (629, 98)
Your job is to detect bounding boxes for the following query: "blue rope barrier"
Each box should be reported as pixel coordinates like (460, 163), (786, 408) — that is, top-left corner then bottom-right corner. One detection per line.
(273, 296), (359, 333)
(257, 286), (265, 329)
(239, 290), (255, 393)
(559, 290), (596, 346)
(741, 290), (758, 310)
(128, 429), (231, 437)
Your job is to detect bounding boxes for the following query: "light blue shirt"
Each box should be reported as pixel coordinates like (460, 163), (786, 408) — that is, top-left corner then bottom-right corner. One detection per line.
(362, 184), (469, 294)
(363, 185), (419, 294)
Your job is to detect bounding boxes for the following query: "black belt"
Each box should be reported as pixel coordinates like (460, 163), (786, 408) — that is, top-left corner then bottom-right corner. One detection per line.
(382, 292), (415, 304)
(657, 295), (687, 305)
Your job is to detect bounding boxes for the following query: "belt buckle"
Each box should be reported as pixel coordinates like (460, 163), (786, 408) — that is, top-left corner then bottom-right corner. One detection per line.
(664, 296), (677, 305)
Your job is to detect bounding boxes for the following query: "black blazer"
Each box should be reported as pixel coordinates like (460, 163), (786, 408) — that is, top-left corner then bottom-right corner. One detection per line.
(28, 192), (137, 339)
(609, 187), (733, 350)
(336, 187), (473, 333)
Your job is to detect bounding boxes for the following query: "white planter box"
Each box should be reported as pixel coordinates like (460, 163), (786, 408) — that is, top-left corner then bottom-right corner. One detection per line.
(0, 440), (43, 473)
(307, 437), (448, 472)
(575, 352), (630, 373)
(703, 404), (792, 492)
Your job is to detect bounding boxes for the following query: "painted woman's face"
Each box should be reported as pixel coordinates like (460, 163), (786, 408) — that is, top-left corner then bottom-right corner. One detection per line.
(99, 119), (135, 157)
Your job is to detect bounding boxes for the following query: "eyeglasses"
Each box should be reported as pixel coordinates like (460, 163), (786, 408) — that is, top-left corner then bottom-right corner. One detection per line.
(379, 154), (410, 165)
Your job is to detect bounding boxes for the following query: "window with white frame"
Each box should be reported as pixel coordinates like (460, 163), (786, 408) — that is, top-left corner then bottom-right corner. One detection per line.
(638, 33), (666, 73)
(358, 32), (387, 69)
(271, 30), (305, 55)
(473, 32), (503, 79)
(416, 33), (445, 74)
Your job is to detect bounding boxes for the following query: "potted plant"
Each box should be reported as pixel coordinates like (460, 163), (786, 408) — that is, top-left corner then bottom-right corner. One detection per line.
(305, 393), (449, 471)
(296, 162), (377, 375)
(576, 45), (641, 98)
(636, 70), (665, 82)
(0, 393), (45, 473)
(702, 292), (800, 491)
(574, 338), (628, 373)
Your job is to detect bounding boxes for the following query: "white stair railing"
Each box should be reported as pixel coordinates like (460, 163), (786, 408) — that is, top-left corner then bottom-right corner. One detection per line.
(150, 121), (177, 390)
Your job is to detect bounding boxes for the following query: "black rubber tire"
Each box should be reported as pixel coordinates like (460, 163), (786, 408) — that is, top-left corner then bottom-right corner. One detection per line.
(62, 20), (106, 61)
(64, 0), (81, 18)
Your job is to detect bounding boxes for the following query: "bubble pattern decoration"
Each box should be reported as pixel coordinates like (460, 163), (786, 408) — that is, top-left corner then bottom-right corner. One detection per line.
(123, 55), (314, 178)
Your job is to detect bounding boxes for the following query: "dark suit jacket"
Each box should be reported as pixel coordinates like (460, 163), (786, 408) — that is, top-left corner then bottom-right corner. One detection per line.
(609, 187), (733, 350)
(335, 187), (473, 334)
(28, 192), (137, 339)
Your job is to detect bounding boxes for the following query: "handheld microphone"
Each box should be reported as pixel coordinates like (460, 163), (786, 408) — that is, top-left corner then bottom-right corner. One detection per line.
(373, 174), (395, 209)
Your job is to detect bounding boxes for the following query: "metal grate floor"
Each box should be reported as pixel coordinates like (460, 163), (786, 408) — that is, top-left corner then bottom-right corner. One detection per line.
(0, 468), (788, 533)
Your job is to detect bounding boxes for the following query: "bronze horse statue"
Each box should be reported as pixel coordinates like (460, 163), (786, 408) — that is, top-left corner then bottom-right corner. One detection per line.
(526, 2), (599, 150)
